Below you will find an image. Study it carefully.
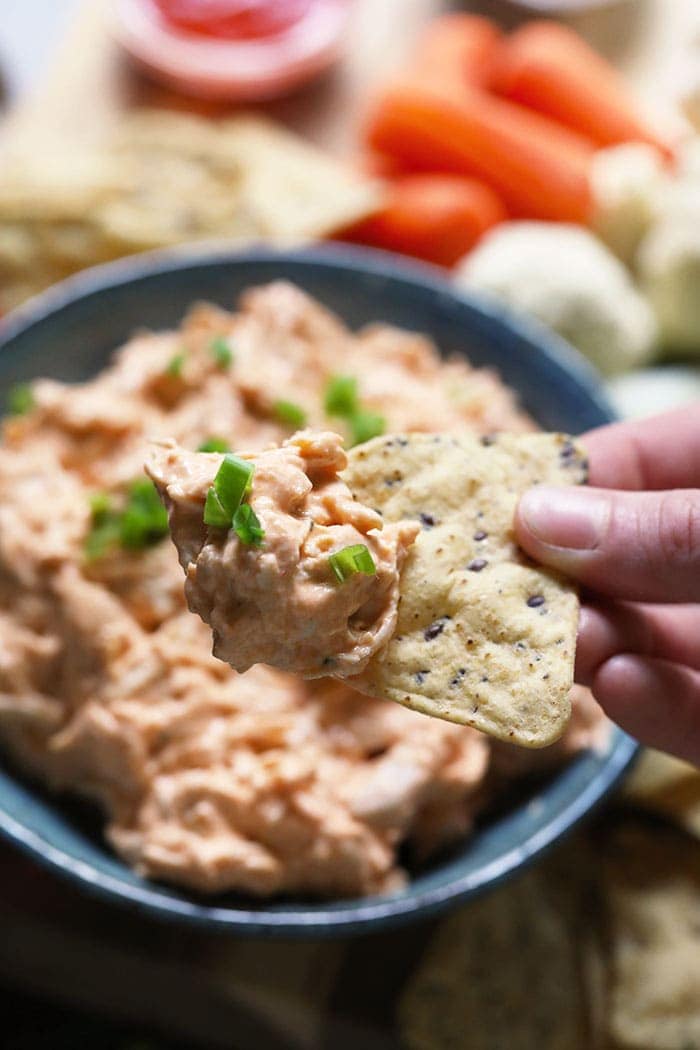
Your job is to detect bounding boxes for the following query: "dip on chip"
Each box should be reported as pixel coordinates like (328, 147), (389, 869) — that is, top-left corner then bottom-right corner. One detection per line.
(147, 431), (419, 678)
(152, 429), (587, 748)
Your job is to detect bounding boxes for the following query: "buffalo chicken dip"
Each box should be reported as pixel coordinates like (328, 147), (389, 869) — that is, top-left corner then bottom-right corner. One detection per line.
(0, 282), (605, 897)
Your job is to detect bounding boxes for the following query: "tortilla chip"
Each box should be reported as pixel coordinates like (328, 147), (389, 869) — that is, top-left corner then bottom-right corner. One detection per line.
(0, 109), (381, 314)
(344, 432), (587, 747)
(601, 819), (700, 1049)
(623, 748), (700, 839)
(218, 116), (383, 240)
(399, 861), (595, 1050)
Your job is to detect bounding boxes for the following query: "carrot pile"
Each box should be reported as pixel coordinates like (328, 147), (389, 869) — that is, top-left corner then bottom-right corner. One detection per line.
(338, 15), (673, 266)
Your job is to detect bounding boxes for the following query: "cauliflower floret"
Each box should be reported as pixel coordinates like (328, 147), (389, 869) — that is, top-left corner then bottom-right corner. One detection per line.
(638, 219), (700, 355)
(455, 221), (657, 376)
(591, 143), (668, 263)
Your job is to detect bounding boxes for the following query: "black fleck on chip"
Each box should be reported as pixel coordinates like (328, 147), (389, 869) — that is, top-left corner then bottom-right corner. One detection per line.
(449, 667), (466, 688)
(515, 641), (527, 650)
(467, 558), (488, 572)
(559, 440), (576, 459)
(414, 669), (430, 685)
(527, 594), (546, 608)
(480, 434), (496, 446)
(419, 512), (436, 529)
(424, 616), (450, 641)
(473, 530), (487, 541)
(397, 437), (409, 447)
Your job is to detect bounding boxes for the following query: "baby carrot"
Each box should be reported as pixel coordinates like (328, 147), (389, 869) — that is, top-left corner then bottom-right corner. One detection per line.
(490, 21), (673, 158)
(338, 174), (507, 267)
(412, 14), (502, 91)
(365, 81), (595, 223)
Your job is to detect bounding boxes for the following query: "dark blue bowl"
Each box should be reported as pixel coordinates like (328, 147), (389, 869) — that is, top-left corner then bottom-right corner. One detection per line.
(0, 245), (637, 936)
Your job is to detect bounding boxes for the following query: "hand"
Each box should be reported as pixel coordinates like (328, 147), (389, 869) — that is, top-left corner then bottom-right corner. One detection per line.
(515, 404), (700, 766)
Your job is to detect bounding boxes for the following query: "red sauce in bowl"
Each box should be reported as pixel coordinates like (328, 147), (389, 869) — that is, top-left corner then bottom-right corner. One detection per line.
(151, 0), (314, 40)
(114, 0), (351, 100)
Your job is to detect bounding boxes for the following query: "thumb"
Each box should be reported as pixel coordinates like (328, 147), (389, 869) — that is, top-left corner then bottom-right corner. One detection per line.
(515, 486), (700, 603)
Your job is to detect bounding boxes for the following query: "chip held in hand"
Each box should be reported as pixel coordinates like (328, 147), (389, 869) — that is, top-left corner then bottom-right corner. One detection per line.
(150, 429), (587, 749)
(344, 432), (588, 748)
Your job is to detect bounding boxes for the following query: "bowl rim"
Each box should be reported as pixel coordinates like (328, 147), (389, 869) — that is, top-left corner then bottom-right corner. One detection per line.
(0, 243), (638, 935)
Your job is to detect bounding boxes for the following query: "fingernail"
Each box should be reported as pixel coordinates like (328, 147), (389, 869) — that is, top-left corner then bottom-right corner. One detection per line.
(519, 486), (609, 551)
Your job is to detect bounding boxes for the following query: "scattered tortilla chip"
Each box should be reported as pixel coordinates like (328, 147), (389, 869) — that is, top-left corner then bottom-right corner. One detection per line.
(344, 432), (587, 747)
(601, 819), (700, 1049)
(0, 109), (382, 314)
(623, 748), (700, 839)
(399, 861), (595, 1050)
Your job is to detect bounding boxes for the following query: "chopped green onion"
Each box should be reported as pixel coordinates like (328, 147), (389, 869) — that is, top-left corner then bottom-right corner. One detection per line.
(349, 411), (385, 447)
(209, 336), (233, 370)
(84, 492), (121, 561)
(85, 481), (168, 559)
(329, 544), (376, 583)
(203, 488), (230, 528)
(85, 517), (121, 561)
(203, 454), (254, 527)
(89, 491), (112, 519)
(7, 383), (34, 416)
(166, 351), (186, 378)
(233, 503), (265, 547)
(198, 437), (230, 453)
(119, 479), (169, 549)
(324, 375), (358, 418)
(323, 375), (384, 447)
(274, 400), (307, 428)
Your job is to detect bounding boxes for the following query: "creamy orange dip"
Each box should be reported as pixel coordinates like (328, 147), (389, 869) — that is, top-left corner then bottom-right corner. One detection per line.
(0, 282), (605, 897)
(148, 431), (419, 677)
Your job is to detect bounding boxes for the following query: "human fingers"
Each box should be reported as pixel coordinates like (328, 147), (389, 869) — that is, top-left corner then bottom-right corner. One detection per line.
(591, 654), (700, 766)
(576, 602), (700, 685)
(515, 485), (700, 603)
(583, 402), (700, 491)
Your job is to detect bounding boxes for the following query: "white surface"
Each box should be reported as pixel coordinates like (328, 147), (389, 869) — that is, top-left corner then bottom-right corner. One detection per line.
(0, 1), (82, 103)
(607, 366), (700, 419)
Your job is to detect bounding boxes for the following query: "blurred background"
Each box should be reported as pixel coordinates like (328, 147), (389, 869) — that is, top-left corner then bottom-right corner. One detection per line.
(1, 2), (699, 1048)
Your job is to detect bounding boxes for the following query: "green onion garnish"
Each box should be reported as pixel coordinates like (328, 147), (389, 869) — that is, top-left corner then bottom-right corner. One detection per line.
(198, 437), (230, 453)
(274, 400), (307, 428)
(324, 375), (358, 418)
(329, 544), (376, 583)
(84, 493), (121, 561)
(119, 479), (169, 549)
(84, 480), (168, 560)
(349, 411), (385, 447)
(7, 383), (34, 416)
(203, 488), (229, 528)
(209, 337), (233, 370)
(203, 454), (253, 528)
(323, 375), (384, 448)
(233, 503), (265, 547)
(90, 491), (112, 519)
(166, 351), (186, 378)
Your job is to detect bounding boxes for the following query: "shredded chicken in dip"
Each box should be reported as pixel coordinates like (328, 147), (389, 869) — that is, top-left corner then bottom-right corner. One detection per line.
(0, 282), (606, 897)
(148, 431), (418, 677)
